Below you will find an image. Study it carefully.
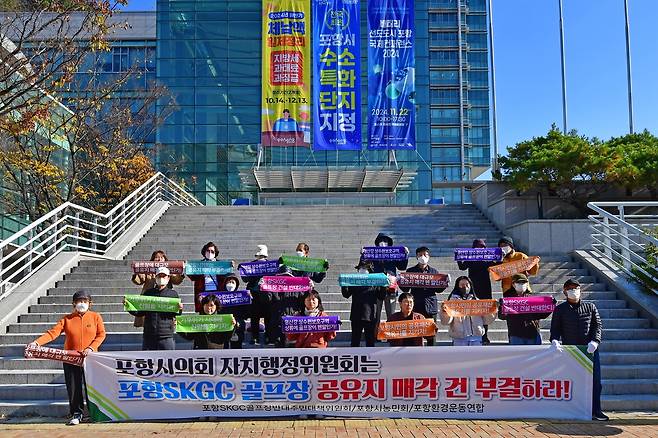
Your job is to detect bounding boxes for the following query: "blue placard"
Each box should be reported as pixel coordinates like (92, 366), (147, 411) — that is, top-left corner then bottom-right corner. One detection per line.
(185, 260), (233, 276)
(367, 0), (415, 150)
(313, 0), (361, 150)
(338, 273), (390, 287)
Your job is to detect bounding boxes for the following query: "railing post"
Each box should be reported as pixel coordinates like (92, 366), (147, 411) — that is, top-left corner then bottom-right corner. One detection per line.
(73, 211), (80, 250)
(91, 217), (98, 253)
(602, 216), (612, 258)
(25, 228), (33, 275)
(107, 212), (113, 249)
(618, 205), (631, 270)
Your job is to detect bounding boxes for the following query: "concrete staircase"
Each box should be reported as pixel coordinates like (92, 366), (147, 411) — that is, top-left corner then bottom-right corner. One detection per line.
(0, 205), (656, 417)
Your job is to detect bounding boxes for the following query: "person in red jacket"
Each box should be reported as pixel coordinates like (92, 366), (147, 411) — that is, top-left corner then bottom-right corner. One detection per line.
(28, 290), (106, 425)
(287, 290), (336, 348)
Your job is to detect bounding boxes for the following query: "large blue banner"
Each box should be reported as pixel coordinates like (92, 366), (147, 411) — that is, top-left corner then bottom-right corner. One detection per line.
(367, 0), (415, 150)
(313, 0), (361, 150)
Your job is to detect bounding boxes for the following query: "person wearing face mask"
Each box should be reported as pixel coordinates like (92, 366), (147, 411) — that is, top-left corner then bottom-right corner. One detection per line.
(550, 279), (606, 421)
(286, 290), (336, 348)
(291, 242), (328, 284)
(28, 290), (106, 425)
(386, 293), (427, 347)
(457, 239), (495, 344)
(440, 276), (497, 346)
(269, 266), (306, 347)
(247, 245), (274, 345)
(342, 260), (387, 347)
(218, 274), (246, 349)
(400, 247), (445, 346)
(496, 236), (539, 293)
(128, 267), (184, 351)
(179, 295), (236, 349)
(370, 233), (409, 323)
(498, 274), (553, 345)
(131, 250), (185, 328)
(188, 242), (232, 313)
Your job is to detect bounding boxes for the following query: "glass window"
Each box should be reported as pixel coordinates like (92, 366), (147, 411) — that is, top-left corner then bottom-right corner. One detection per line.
(431, 89), (459, 105)
(429, 13), (457, 28)
(470, 146), (491, 166)
(469, 127), (490, 145)
(431, 127), (461, 144)
(466, 0), (487, 12)
(466, 14), (487, 31)
(431, 147), (461, 163)
(430, 32), (458, 48)
(430, 70), (459, 85)
(468, 108), (489, 125)
(467, 70), (488, 87)
(430, 0), (457, 7)
(467, 51), (488, 68)
(467, 89), (489, 106)
(430, 50), (458, 66)
(433, 166), (469, 182)
(467, 33), (488, 49)
(431, 108), (460, 124)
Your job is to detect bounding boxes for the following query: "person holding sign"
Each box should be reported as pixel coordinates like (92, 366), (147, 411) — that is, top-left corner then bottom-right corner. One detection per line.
(341, 260), (387, 347)
(439, 276), (497, 346)
(126, 267), (183, 351)
(498, 274), (553, 345)
(220, 275), (247, 349)
(178, 295), (236, 349)
(550, 278), (607, 421)
(495, 236), (539, 293)
(291, 242), (328, 284)
(131, 250), (185, 328)
(188, 242), (232, 313)
(370, 233), (409, 323)
(386, 293), (428, 347)
(246, 245), (275, 345)
(269, 267), (307, 347)
(28, 290), (106, 425)
(286, 290), (337, 348)
(400, 246), (445, 346)
(457, 239), (495, 344)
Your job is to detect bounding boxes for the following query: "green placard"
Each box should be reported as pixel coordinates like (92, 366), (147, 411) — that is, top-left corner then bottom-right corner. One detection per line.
(176, 314), (234, 333)
(124, 294), (180, 313)
(280, 254), (328, 273)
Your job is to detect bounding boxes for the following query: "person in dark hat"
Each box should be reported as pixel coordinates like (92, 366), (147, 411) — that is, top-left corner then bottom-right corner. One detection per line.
(496, 236), (539, 293)
(370, 233), (409, 323)
(457, 239), (496, 344)
(342, 259), (387, 347)
(28, 290), (106, 425)
(550, 278), (607, 421)
(498, 274), (553, 345)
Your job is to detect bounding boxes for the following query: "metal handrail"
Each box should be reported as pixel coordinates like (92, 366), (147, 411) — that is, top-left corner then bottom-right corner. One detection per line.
(587, 201), (658, 294)
(0, 172), (201, 301)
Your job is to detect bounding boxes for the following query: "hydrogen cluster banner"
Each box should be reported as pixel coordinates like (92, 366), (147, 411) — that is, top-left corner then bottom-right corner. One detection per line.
(261, 0), (311, 147)
(84, 346), (593, 421)
(367, 0), (416, 149)
(312, 0), (361, 150)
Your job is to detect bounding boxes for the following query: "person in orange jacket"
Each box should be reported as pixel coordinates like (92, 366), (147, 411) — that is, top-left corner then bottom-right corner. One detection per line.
(496, 236), (540, 292)
(286, 290), (336, 348)
(28, 290), (106, 425)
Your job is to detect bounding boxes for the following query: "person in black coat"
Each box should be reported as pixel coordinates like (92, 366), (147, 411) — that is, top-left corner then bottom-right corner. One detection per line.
(269, 267), (305, 347)
(341, 260), (387, 347)
(457, 238), (495, 344)
(179, 294), (235, 349)
(219, 274), (246, 349)
(369, 233), (409, 323)
(126, 267), (183, 351)
(498, 274), (553, 345)
(290, 242), (328, 284)
(400, 247), (446, 346)
(245, 245), (274, 345)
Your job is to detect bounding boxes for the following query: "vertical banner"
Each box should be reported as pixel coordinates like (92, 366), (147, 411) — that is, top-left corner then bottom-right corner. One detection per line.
(367, 0), (415, 150)
(261, 0), (311, 147)
(312, 0), (361, 150)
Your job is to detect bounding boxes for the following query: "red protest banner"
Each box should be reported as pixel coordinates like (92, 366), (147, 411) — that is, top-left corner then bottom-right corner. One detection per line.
(131, 260), (185, 275)
(24, 345), (84, 367)
(377, 319), (437, 340)
(442, 299), (498, 317)
(488, 256), (540, 281)
(398, 272), (450, 288)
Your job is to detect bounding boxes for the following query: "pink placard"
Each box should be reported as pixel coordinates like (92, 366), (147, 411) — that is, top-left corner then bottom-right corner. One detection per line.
(501, 296), (555, 315)
(260, 276), (311, 293)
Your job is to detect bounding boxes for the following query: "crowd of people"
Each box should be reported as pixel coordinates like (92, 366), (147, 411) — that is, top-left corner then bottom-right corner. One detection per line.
(27, 234), (607, 423)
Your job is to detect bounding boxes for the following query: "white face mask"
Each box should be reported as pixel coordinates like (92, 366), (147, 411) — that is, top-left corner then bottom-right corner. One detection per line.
(566, 287), (581, 301)
(155, 277), (168, 287)
(204, 251), (216, 260)
(75, 302), (89, 313)
(501, 246), (512, 256)
(513, 282), (528, 293)
(225, 282), (237, 292)
(417, 255), (430, 265)
(296, 251), (305, 257)
(358, 268), (369, 274)
(378, 241), (388, 247)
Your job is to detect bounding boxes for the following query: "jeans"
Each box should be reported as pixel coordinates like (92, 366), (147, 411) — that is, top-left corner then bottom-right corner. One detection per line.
(351, 320), (377, 347)
(593, 350), (603, 414)
(142, 336), (175, 351)
(509, 334), (542, 345)
(63, 363), (86, 417)
(453, 335), (482, 346)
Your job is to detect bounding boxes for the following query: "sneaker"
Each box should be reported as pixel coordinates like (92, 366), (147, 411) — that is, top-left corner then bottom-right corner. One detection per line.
(249, 339), (257, 345)
(68, 414), (82, 425)
(592, 412), (609, 421)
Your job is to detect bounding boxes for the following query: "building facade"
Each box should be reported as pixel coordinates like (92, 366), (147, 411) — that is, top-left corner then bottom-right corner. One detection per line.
(154, 0), (489, 205)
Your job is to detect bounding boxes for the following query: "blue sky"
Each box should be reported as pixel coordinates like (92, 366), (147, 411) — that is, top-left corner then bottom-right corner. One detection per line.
(120, 0), (657, 156)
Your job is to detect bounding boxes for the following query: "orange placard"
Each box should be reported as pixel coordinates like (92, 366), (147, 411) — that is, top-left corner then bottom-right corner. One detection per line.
(377, 319), (437, 341)
(442, 299), (498, 318)
(488, 256), (540, 281)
